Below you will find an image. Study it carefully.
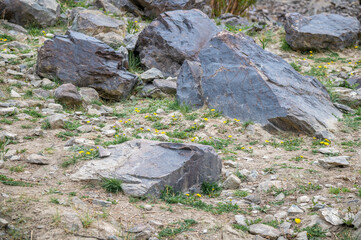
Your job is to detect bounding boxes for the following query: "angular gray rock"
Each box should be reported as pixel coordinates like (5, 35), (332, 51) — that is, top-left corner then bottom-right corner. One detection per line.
(26, 154), (49, 165)
(135, 9), (220, 77)
(347, 76), (361, 89)
(153, 79), (177, 94)
(353, 211), (361, 229)
(333, 87), (361, 108)
(54, 83), (82, 106)
(0, 0), (60, 27)
(249, 224), (281, 239)
(320, 207), (343, 225)
(140, 68), (164, 83)
(70, 140), (222, 197)
(37, 31), (137, 100)
(223, 175), (241, 190)
(177, 31), (342, 135)
(284, 13), (360, 50)
(46, 114), (65, 129)
(318, 156), (350, 168)
(71, 9), (125, 36)
(79, 87), (99, 104)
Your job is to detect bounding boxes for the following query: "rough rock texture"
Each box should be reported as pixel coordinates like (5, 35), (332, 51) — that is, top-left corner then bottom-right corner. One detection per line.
(318, 156), (350, 168)
(249, 224), (281, 239)
(71, 9), (125, 36)
(70, 140), (222, 197)
(0, 0), (60, 27)
(177, 31), (342, 134)
(54, 83), (82, 106)
(37, 31), (137, 100)
(135, 9), (220, 77)
(284, 13), (360, 50)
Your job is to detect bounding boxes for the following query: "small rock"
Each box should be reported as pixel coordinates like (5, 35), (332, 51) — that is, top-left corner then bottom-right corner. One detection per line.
(140, 68), (164, 83)
(144, 204), (152, 211)
(275, 193), (285, 201)
(258, 181), (285, 192)
(0, 160), (4, 169)
(352, 211), (361, 229)
(274, 211), (287, 220)
(10, 90), (21, 98)
(0, 107), (18, 116)
(79, 87), (99, 104)
(46, 114), (65, 129)
(26, 154), (49, 165)
(320, 208), (343, 225)
(47, 103), (63, 111)
(319, 148), (340, 155)
(318, 156), (350, 168)
(54, 83), (82, 106)
(263, 215), (275, 222)
(249, 224), (281, 239)
(245, 194), (261, 204)
(77, 125), (93, 133)
(223, 175), (241, 189)
(287, 205), (304, 216)
(295, 231), (308, 240)
(92, 199), (112, 207)
(235, 214), (247, 226)
(72, 197), (87, 210)
(98, 146), (111, 158)
(0, 218), (9, 228)
(297, 196), (310, 203)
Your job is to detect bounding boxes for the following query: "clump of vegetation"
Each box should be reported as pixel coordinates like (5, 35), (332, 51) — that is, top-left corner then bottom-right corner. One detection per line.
(211, 0), (256, 17)
(101, 177), (123, 193)
(201, 181), (222, 197)
(159, 219), (197, 238)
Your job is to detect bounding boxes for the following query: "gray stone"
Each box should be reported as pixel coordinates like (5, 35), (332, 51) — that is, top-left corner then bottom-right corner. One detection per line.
(279, 222), (292, 235)
(79, 87), (99, 104)
(33, 89), (52, 99)
(0, 160), (4, 169)
(95, 31), (124, 49)
(235, 214), (247, 226)
(26, 154), (49, 165)
(295, 231), (308, 240)
(347, 76), (361, 89)
(0, 218), (9, 228)
(124, 33), (139, 51)
(223, 175), (241, 189)
(153, 79), (177, 94)
(0, 0), (60, 27)
(333, 102), (356, 114)
(77, 125), (93, 133)
(135, 9), (220, 77)
(318, 148), (340, 155)
(92, 199), (112, 207)
(37, 31), (137, 100)
(284, 13), (360, 50)
(140, 83), (166, 98)
(244, 194), (261, 204)
(320, 207), (343, 225)
(287, 205), (304, 216)
(54, 83), (82, 106)
(297, 196), (310, 203)
(318, 156), (350, 168)
(352, 211), (361, 229)
(274, 211), (287, 220)
(47, 103), (63, 112)
(46, 114), (65, 129)
(41, 78), (56, 88)
(249, 224), (281, 239)
(10, 89), (21, 98)
(177, 31), (342, 134)
(71, 9), (125, 36)
(70, 139), (221, 197)
(333, 87), (361, 108)
(258, 181), (285, 192)
(0, 107), (17, 116)
(275, 193), (285, 201)
(72, 197), (87, 210)
(140, 68), (164, 83)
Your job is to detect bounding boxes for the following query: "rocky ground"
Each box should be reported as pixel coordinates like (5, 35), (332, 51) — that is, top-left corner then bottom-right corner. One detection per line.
(1, 1), (361, 240)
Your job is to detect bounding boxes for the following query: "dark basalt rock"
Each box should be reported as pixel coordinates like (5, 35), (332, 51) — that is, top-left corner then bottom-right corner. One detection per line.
(177, 31), (342, 134)
(37, 31), (137, 100)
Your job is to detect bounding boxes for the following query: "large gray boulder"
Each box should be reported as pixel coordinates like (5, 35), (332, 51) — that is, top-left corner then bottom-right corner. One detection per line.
(54, 83), (83, 106)
(37, 31), (137, 100)
(0, 0), (60, 27)
(177, 31), (342, 134)
(70, 140), (222, 197)
(284, 13), (360, 50)
(135, 9), (220, 77)
(71, 9), (125, 36)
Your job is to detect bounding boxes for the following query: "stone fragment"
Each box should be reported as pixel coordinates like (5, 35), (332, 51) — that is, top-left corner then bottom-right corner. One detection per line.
(54, 83), (82, 106)
(26, 154), (49, 165)
(320, 208), (343, 225)
(318, 156), (350, 168)
(249, 224), (281, 239)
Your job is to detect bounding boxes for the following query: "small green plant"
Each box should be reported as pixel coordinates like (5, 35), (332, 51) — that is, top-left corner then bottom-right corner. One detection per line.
(0, 174), (33, 187)
(158, 219), (197, 238)
(41, 119), (51, 129)
(201, 182), (222, 197)
(61, 147), (99, 167)
(101, 178), (123, 193)
(210, 0), (256, 17)
(329, 187), (341, 195)
(126, 20), (139, 34)
(79, 212), (94, 228)
(291, 62), (302, 72)
(263, 167), (276, 175)
(281, 38), (292, 51)
(9, 165), (25, 173)
(232, 223), (249, 232)
(128, 51), (143, 74)
(302, 224), (327, 239)
(52, 209), (61, 227)
(0, 137), (11, 161)
(234, 190), (248, 197)
(103, 135), (129, 147)
(50, 197), (60, 204)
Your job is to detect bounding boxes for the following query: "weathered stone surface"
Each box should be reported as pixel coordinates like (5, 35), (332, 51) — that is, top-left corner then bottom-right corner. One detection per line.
(0, 107), (18, 116)
(26, 154), (49, 165)
(333, 87), (361, 108)
(318, 147), (340, 155)
(318, 156), (350, 168)
(177, 31), (342, 134)
(288, 205), (304, 216)
(353, 211), (361, 229)
(320, 208), (343, 225)
(223, 175), (241, 190)
(70, 139), (221, 197)
(235, 215), (247, 226)
(153, 79), (177, 94)
(79, 87), (99, 104)
(54, 83), (82, 106)
(71, 9), (125, 36)
(347, 76), (361, 89)
(140, 83), (167, 98)
(284, 13), (360, 50)
(135, 9), (220, 77)
(0, 0), (60, 27)
(140, 68), (164, 83)
(46, 114), (65, 129)
(37, 31), (137, 100)
(249, 224), (281, 239)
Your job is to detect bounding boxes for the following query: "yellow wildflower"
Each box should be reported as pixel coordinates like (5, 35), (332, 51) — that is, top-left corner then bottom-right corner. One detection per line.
(90, 149), (94, 151)
(161, 131), (165, 134)
(224, 121), (227, 123)
(265, 140), (269, 143)
(186, 193), (189, 196)
(86, 152), (90, 155)
(309, 51), (312, 54)
(119, 120), (123, 122)
(211, 109), (215, 111)
(295, 218), (301, 224)
(324, 142), (329, 146)
(196, 193), (202, 197)
(355, 46), (359, 49)
(153, 113), (157, 115)
(228, 135), (232, 138)
(241, 147), (245, 149)
(300, 155), (304, 158)
(79, 151), (84, 154)
(204, 118), (208, 121)
(87, 121), (90, 123)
